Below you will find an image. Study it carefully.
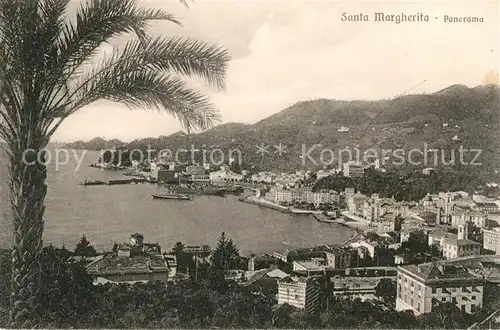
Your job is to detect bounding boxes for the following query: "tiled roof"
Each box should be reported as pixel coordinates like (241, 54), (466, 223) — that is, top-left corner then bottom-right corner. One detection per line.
(86, 253), (167, 276)
(399, 262), (478, 282)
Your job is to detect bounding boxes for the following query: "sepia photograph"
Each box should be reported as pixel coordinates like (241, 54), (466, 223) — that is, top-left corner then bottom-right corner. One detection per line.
(0, 0), (499, 328)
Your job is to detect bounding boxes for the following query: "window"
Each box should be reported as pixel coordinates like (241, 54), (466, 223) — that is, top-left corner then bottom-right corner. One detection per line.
(432, 288), (437, 294)
(294, 294), (300, 300)
(417, 302), (421, 311)
(442, 297), (446, 302)
(472, 296), (476, 300)
(462, 297), (467, 301)
(461, 305), (466, 313)
(452, 297), (457, 304)
(462, 287), (467, 293)
(410, 298), (414, 307)
(398, 286), (402, 298)
(451, 287), (457, 293)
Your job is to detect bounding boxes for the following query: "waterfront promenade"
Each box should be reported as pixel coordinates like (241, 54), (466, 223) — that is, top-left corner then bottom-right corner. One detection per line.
(238, 196), (370, 233)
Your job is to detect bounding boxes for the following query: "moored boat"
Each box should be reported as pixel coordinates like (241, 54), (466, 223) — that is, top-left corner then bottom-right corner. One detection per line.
(79, 180), (107, 186)
(151, 193), (191, 200)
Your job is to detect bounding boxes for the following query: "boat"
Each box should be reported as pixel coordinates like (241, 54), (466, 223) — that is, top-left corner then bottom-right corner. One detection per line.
(107, 178), (147, 185)
(79, 180), (107, 186)
(151, 193), (191, 200)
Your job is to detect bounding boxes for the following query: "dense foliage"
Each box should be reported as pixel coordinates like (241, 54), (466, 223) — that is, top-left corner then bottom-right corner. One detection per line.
(314, 167), (486, 201)
(74, 235), (98, 257)
(0, 242), (490, 329)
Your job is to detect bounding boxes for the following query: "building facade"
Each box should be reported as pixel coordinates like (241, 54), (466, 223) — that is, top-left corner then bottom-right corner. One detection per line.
(277, 276), (322, 314)
(396, 262), (484, 315)
(442, 225), (481, 259)
(483, 228), (500, 254)
(325, 249), (352, 269)
(343, 162), (365, 178)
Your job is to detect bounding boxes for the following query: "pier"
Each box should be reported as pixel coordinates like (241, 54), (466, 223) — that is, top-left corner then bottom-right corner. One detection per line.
(238, 197), (291, 213)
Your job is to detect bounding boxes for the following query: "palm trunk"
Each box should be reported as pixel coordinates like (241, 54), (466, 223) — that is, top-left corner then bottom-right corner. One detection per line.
(8, 148), (47, 328)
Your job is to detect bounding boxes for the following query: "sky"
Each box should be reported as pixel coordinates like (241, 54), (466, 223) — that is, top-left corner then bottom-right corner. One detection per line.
(51, 0), (500, 142)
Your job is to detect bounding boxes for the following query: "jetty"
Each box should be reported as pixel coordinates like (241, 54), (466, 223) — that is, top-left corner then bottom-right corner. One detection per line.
(238, 197), (291, 213)
(312, 213), (345, 224)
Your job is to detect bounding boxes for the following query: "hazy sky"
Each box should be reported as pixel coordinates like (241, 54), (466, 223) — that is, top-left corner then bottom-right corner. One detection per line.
(52, 0), (500, 142)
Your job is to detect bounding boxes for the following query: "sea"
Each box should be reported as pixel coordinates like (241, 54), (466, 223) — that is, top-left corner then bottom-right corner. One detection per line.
(0, 148), (355, 255)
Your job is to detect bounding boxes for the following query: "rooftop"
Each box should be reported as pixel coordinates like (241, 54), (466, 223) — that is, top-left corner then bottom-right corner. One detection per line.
(331, 276), (384, 288)
(86, 253), (168, 276)
(476, 202), (498, 207)
(399, 262), (480, 282)
(448, 239), (482, 247)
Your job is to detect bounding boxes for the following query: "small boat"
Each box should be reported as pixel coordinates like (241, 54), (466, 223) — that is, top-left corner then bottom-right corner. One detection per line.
(79, 180), (107, 186)
(151, 193), (191, 200)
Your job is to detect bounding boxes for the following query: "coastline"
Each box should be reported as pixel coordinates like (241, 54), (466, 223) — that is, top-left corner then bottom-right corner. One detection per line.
(238, 196), (368, 233)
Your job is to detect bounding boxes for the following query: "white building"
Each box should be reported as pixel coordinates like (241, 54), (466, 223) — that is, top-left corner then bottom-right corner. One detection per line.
(277, 276), (322, 314)
(483, 228), (500, 254)
(343, 162), (365, 178)
(442, 226), (481, 260)
(396, 262), (484, 315)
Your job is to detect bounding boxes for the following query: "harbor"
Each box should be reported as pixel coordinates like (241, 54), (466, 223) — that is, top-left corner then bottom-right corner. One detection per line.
(79, 178), (151, 186)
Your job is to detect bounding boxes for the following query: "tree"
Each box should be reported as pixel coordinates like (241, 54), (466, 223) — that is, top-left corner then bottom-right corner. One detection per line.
(417, 302), (471, 329)
(74, 235), (97, 257)
(212, 232), (240, 271)
(0, 0), (229, 326)
(374, 278), (396, 307)
(171, 242), (190, 273)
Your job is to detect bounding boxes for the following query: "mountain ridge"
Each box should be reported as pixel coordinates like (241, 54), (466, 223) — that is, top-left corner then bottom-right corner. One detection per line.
(64, 84), (500, 172)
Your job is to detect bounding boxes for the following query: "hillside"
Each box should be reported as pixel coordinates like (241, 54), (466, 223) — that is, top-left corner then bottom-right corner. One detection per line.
(66, 84), (500, 173)
(65, 137), (125, 150)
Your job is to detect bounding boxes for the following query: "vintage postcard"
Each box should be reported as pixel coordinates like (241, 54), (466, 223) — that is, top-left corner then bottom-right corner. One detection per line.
(0, 0), (499, 328)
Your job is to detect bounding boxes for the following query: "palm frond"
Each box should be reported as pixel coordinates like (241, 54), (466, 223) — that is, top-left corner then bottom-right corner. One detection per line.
(115, 36), (230, 90)
(41, 0), (182, 119)
(47, 71), (220, 138)
(56, 0), (180, 76)
(50, 36), (229, 110)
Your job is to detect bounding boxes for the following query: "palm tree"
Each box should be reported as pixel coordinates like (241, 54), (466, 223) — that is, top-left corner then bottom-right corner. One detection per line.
(0, 0), (229, 326)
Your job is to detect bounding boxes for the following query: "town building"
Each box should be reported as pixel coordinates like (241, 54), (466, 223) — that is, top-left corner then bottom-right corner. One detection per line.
(450, 210), (487, 229)
(292, 259), (325, 272)
(210, 169), (244, 183)
(483, 228), (500, 254)
(186, 165), (209, 182)
(86, 247), (173, 284)
(316, 170), (332, 180)
(442, 225), (481, 259)
(475, 202), (499, 214)
(266, 187), (339, 207)
(394, 254), (407, 265)
(277, 276), (322, 314)
(325, 247), (352, 269)
(331, 276), (386, 301)
(349, 240), (378, 259)
(342, 162), (365, 178)
(396, 262), (484, 315)
(251, 172), (277, 184)
(184, 245), (211, 254)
